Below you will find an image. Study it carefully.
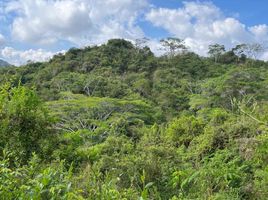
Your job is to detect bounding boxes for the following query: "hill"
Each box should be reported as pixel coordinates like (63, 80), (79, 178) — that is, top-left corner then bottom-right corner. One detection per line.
(0, 59), (11, 67)
(0, 39), (268, 199)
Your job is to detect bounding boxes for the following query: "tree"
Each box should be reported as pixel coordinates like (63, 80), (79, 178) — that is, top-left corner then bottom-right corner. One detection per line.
(245, 43), (264, 60)
(232, 44), (247, 63)
(0, 84), (54, 163)
(160, 37), (187, 57)
(232, 43), (265, 60)
(208, 44), (226, 63)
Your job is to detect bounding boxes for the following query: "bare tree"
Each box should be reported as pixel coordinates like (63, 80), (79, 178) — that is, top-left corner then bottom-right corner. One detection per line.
(244, 43), (265, 60)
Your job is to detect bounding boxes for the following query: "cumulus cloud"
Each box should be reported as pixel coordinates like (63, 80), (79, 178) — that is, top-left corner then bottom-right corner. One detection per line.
(146, 1), (268, 57)
(0, 47), (64, 65)
(1, 0), (268, 63)
(5, 0), (147, 46)
(249, 25), (268, 42)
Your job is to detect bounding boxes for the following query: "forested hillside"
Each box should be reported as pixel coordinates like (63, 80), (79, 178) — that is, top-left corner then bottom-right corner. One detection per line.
(0, 39), (268, 199)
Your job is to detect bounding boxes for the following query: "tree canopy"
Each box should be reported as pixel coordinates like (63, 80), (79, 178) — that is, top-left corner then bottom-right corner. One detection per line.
(0, 38), (268, 199)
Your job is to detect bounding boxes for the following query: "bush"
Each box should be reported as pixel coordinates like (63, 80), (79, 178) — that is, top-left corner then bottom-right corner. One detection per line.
(0, 84), (55, 163)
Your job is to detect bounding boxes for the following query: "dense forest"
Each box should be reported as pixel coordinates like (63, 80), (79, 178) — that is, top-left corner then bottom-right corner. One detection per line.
(0, 38), (268, 199)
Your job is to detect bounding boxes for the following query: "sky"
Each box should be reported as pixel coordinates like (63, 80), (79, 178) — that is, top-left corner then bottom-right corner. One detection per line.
(0, 0), (268, 65)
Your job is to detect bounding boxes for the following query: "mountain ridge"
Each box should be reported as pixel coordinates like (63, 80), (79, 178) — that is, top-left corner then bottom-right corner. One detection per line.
(0, 59), (11, 67)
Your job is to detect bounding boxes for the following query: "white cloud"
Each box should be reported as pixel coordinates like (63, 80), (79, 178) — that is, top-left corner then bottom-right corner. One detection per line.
(5, 0), (147, 46)
(260, 51), (268, 61)
(145, 8), (193, 38)
(146, 39), (166, 56)
(250, 25), (268, 36)
(184, 1), (221, 22)
(146, 1), (268, 58)
(249, 24), (268, 43)
(1, 47), (64, 65)
(1, 0), (268, 62)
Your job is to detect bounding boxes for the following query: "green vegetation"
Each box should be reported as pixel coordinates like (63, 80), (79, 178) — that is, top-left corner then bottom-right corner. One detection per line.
(0, 39), (268, 199)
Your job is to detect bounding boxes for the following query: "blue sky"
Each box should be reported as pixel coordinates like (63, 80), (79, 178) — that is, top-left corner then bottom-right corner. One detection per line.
(0, 0), (268, 65)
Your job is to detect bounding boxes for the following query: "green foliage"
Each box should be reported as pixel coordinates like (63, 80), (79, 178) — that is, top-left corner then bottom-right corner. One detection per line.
(0, 39), (268, 199)
(0, 152), (81, 199)
(166, 115), (205, 147)
(0, 84), (55, 163)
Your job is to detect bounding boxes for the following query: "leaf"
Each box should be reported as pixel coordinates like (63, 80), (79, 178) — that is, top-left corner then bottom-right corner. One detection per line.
(145, 182), (154, 189)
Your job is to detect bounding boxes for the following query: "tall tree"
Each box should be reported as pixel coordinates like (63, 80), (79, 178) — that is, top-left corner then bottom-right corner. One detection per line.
(232, 44), (247, 63)
(208, 44), (226, 63)
(245, 43), (265, 60)
(160, 37), (187, 57)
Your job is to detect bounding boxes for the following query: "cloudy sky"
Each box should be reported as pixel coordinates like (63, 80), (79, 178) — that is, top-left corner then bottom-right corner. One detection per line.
(0, 0), (268, 65)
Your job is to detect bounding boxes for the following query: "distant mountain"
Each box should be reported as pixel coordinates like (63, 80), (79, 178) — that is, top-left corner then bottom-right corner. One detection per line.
(0, 59), (11, 67)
